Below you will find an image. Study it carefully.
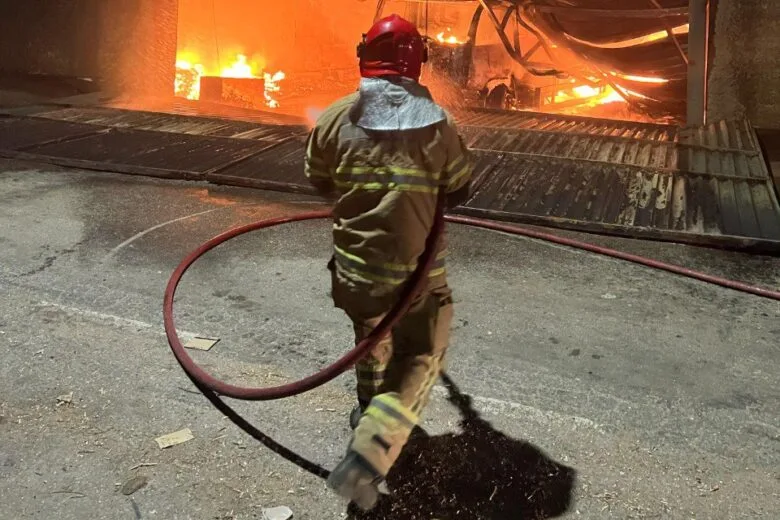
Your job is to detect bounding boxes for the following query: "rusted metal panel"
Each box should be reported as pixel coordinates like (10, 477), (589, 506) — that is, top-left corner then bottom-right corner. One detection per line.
(460, 153), (780, 250)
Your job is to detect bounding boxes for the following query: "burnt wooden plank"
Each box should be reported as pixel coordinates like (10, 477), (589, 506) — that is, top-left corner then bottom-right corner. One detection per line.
(35, 106), (306, 142)
(466, 159), (515, 210)
(0, 148), (202, 180)
(732, 181), (762, 239)
(581, 169), (613, 222)
(567, 166), (603, 221)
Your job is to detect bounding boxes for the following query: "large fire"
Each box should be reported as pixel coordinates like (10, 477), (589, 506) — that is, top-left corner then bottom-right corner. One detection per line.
(543, 68), (667, 114)
(544, 74), (661, 115)
(174, 53), (286, 109)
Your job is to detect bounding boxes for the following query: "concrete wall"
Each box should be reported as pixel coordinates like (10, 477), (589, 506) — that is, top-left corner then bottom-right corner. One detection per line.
(707, 0), (780, 128)
(0, 0), (178, 99)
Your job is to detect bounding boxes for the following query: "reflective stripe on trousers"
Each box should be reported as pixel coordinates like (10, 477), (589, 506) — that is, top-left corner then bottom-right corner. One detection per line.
(348, 282), (453, 415)
(334, 246), (447, 286)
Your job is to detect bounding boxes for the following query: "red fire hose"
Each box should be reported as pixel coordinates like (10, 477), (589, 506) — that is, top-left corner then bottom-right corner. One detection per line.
(163, 200), (780, 403)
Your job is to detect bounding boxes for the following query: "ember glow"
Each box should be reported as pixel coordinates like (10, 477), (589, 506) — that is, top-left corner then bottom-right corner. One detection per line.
(613, 73), (669, 84)
(550, 82), (627, 109)
(435, 28), (468, 45)
(174, 52), (285, 108)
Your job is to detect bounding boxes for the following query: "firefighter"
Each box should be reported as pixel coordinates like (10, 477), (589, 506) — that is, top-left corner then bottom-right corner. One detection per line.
(304, 14), (474, 510)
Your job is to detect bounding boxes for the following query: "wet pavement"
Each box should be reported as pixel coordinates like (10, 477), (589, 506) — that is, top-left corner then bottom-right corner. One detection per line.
(1, 159), (778, 519)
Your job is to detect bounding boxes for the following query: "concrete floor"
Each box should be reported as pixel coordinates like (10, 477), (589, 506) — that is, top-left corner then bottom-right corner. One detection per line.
(0, 159), (778, 519)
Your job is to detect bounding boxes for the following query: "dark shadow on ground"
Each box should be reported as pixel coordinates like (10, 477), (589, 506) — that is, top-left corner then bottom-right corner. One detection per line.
(347, 373), (576, 519)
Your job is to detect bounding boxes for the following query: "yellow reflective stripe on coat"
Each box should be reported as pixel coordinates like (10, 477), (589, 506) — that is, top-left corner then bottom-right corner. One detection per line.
(334, 165), (441, 193)
(336, 165), (441, 180)
(334, 246), (447, 285)
(445, 153), (471, 191)
(304, 159), (331, 180)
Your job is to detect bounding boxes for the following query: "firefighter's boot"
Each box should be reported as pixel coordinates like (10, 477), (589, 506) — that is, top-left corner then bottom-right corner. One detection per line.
(349, 399), (370, 430)
(327, 451), (382, 510)
(349, 405), (363, 430)
(327, 392), (418, 510)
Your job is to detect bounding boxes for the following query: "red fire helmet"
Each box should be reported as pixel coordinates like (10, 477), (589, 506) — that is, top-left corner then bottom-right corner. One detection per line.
(357, 14), (428, 81)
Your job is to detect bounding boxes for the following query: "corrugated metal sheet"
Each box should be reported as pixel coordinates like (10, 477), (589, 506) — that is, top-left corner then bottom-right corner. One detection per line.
(454, 112), (780, 249)
(459, 124), (768, 178)
(453, 108), (678, 141)
(29, 106), (305, 142)
(206, 138), (315, 194)
(0, 115), (104, 150)
(0, 108), (777, 251)
(17, 126), (277, 179)
(460, 152), (780, 248)
(104, 97), (307, 126)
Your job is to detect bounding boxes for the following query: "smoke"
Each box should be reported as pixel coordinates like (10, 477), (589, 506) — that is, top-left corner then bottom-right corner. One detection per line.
(421, 66), (468, 110)
(304, 106), (325, 129)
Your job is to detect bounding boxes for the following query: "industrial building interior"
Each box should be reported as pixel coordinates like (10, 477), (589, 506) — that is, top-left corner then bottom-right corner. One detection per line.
(1, 0), (777, 250)
(170, 0), (690, 124)
(0, 2), (779, 519)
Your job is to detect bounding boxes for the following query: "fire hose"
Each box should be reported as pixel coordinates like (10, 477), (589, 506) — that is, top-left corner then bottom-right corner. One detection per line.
(163, 195), (780, 478)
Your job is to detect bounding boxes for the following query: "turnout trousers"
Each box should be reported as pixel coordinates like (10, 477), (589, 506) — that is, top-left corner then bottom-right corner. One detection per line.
(330, 264), (454, 477)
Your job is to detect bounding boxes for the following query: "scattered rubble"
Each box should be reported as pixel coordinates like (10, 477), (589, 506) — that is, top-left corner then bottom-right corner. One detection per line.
(155, 428), (194, 449)
(120, 476), (148, 496)
(261, 505), (293, 520)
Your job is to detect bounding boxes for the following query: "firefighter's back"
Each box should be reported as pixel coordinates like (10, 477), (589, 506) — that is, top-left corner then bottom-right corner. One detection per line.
(308, 92), (469, 293)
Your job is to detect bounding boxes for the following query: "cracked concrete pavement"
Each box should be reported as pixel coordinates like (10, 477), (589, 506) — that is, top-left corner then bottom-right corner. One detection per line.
(0, 160), (778, 519)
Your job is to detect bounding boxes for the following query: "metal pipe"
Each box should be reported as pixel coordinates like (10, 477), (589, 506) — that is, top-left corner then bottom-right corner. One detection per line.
(373, 0), (387, 22)
(648, 0), (689, 66)
(477, 0), (561, 76)
(533, 5), (689, 18)
(686, 0), (710, 127)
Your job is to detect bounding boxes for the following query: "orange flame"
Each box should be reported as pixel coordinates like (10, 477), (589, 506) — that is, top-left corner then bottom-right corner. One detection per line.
(174, 52), (285, 108)
(220, 54), (255, 78)
(553, 83), (627, 108)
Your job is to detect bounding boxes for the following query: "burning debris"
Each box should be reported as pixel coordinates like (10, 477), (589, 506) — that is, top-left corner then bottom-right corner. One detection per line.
(167, 1), (687, 123)
(396, 0), (689, 121)
(174, 60), (204, 101)
(503, 1), (690, 119)
(174, 53), (286, 110)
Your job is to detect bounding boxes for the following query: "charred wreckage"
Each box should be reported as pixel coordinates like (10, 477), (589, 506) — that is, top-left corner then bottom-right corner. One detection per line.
(375, 0), (692, 122)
